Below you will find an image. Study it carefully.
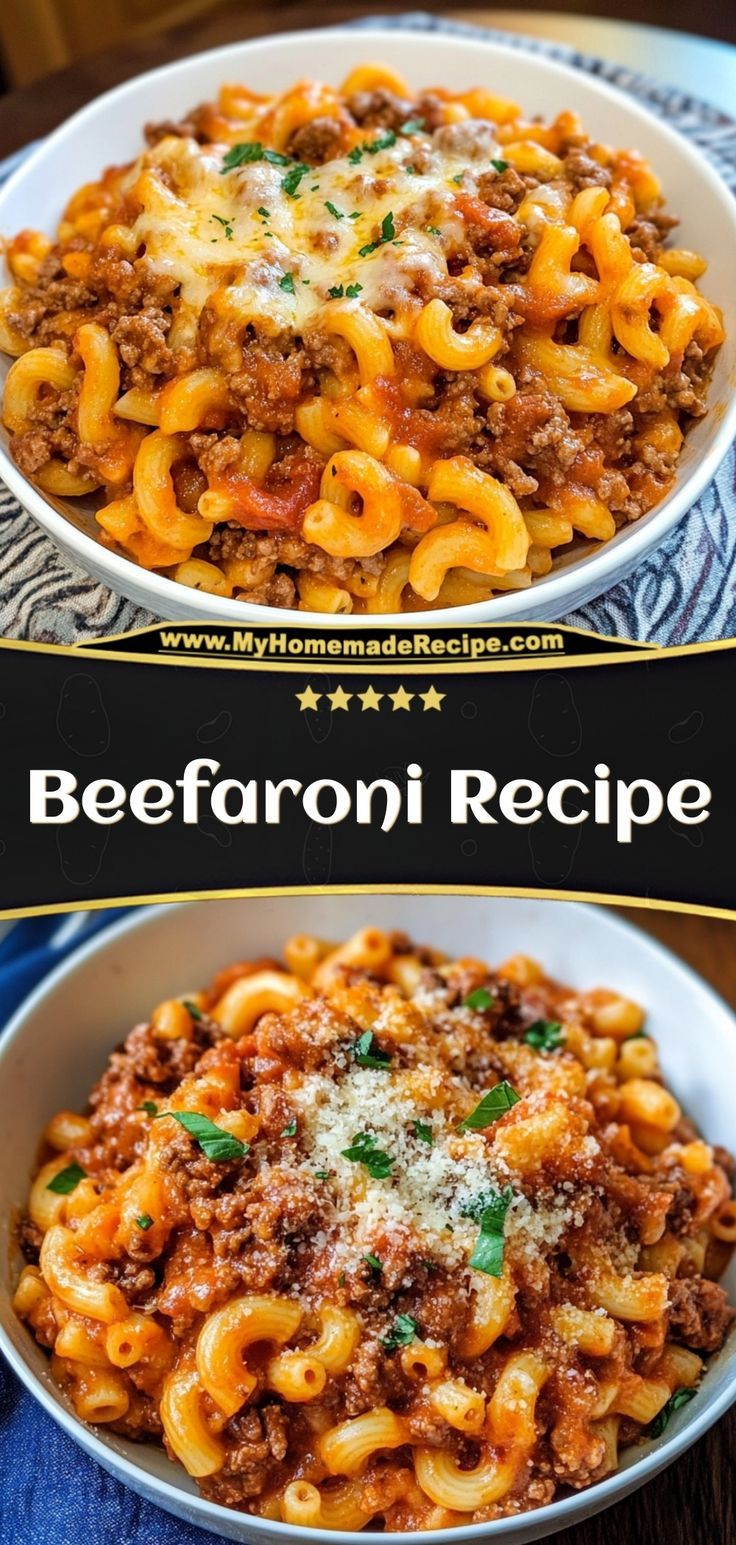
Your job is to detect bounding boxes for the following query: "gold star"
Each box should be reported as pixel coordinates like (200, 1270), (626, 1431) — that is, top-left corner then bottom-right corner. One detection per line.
(326, 685), (353, 711)
(389, 685), (414, 711)
(295, 686), (322, 711)
(419, 685), (445, 711)
(357, 684), (384, 711)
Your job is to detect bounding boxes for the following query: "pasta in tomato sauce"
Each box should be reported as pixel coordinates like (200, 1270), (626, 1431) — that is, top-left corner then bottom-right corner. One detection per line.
(0, 63), (724, 613)
(14, 928), (735, 1528)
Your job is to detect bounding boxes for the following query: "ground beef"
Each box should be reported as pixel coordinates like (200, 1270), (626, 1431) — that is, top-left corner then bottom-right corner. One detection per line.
(626, 212), (678, 263)
(476, 166), (531, 214)
(562, 149), (612, 193)
(346, 88), (415, 130)
(113, 310), (173, 377)
(144, 112), (205, 146)
(342, 1337), (408, 1416)
(228, 338), (312, 434)
(199, 1408), (290, 1505)
(18, 1215), (43, 1264)
(668, 1277), (734, 1352)
(432, 120), (499, 161)
(288, 115), (345, 164)
(483, 389), (578, 493)
(108, 1261), (157, 1303)
(105, 1015), (225, 1091)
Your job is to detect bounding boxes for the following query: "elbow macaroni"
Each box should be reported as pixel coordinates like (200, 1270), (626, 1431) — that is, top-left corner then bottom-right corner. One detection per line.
(0, 65), (722, 611)
(14, 927), (735, 1528)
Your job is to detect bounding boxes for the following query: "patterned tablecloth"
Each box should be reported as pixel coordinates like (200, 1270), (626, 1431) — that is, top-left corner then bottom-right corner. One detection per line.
(1, 11), (735, 648)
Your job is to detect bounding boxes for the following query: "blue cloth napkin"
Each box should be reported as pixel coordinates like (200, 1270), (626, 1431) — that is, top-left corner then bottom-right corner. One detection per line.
(0, 910), (224, 1545)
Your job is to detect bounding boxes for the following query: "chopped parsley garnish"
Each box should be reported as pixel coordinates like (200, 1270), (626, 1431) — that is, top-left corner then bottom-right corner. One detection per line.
(279, 272), (296, 294)
(462, 986), (495, 1012)
(465, 1185), (514, 1276)
(211, 214), (233, 239)
(345, 282), (363, 298)
(281, 162), (309, 197)
(452, 172), (463, 185)
(459, 1080), (520, 1131)
(281, 1119), (298, 1137)
(138, 1100), (158, 1117)
(426, 225), (442, 237)
(46, 1162), (86, 1195)
(413, 1119), (433, 1146)
(325, 200), (345, 220)
(328, 284), (344, 298)
(524, 1019), (563, 1052)
(257, 206), (270, 217)
(648, 1387), (696, 1438)
(347, 145), (364, 165)
(135, 1214), (154, 1231)
(183, 999), (203, 1021)
(348, 211), (361, 220)
(221, 142), (291, 172)
(315, 1169), (330, 1180)
(341, 1131), (394, 1179)
(353, 1029), (392, 1069)
(359, 211), (396, 257)
(338, 1270), (346, 1287)
(381, 1313), (419, 1349)
(167, 1111), (248, 1162)
(491, 158), (510, 173)
(363, 1252), (383, 1272)
(401, 117), (425, 135)
(365, 129), (397, 153)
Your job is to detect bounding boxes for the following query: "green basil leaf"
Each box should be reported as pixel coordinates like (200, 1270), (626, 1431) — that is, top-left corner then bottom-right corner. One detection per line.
(168, 1111), (248, 1162)
(459, 1081), (520, 1131)
(46, 1162), (86, 1195)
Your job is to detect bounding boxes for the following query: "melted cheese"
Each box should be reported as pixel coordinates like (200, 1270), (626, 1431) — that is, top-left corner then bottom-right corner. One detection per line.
(127, 132), (487, 343)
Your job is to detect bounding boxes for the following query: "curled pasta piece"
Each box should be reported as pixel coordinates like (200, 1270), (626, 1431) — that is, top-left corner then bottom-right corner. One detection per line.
(40, 1225), (127, 1323)
(159, 367), (230, 434)
(611, 263), (673, 368)
(428, 457), (529, 570)
(523, 223), (598, 319)
(516, 332), (637, 413)
(415, 299), (502, 371)
(2, 346), (76, 434)
(302, 451), (404, 559)
(413, 1448), (518, 1511)
(210, 968), (311, 1034)
(0, 288), (30, 357)
(315, 300), (395, 385)
(309, 1305), (362, 1373)
(196, 1294), (303, 1417)
(487, 1351), (549, 1449)
(458, 1267), (516, 1357)
(161, 1365), (225, 1476)
(266, 1349), (327, 1401)
(319, 1407), (407, 1476)
(341, 62), (409, 96)
(282, 1478), (373, 1530)
(133, 430), (213, 550)
(64, 1363), (131, 1424)
(409, 522), (501, 603)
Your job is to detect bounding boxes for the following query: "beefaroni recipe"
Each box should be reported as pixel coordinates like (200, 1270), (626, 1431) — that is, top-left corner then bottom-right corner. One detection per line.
(0, 62), (724, 614)
(14, 928), (735, 1529)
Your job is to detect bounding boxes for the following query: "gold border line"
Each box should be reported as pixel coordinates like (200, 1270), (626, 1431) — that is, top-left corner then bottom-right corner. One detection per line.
(80, 618), (652, 653)
(1, 884), (735, 925)
(0, 630), (734, 673)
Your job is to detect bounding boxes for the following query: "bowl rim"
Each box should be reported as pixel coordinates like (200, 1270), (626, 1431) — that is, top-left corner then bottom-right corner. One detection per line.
(1, 24), (735, 627)
(0, 896), (735, 1542)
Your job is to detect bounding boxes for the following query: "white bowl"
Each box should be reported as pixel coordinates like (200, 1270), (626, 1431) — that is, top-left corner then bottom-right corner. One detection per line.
(1, 28), (735, 626)
(0, 895), (734, 1542)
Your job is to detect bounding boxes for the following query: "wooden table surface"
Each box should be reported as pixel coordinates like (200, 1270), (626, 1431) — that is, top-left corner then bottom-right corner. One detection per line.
(1, 2), (735, 1539)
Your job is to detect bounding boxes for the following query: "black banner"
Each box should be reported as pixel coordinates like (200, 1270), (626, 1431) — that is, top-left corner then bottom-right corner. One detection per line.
(0, 622), (731, 918)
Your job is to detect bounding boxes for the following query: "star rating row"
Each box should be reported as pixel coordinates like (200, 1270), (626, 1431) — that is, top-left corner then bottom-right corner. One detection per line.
(296, 684), (445, 712)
